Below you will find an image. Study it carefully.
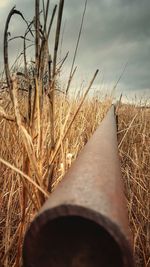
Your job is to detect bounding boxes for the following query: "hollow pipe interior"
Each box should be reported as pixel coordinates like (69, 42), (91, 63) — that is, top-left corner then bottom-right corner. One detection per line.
(25, 215), (123, 267)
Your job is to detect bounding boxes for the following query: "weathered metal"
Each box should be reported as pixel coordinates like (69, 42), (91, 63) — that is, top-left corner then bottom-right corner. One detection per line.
(23, 105), (134, 267)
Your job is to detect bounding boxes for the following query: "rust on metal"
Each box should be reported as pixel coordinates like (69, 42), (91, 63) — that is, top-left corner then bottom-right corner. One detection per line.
(23, 105), (134, 267)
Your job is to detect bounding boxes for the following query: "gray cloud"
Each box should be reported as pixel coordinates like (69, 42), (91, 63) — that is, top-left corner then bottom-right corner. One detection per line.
(0, 0), (34, 67)
(0, 0), (150, 96)
(61, 0), (150, 94)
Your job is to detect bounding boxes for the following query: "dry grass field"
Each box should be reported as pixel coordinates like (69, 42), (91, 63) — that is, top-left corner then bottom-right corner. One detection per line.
(0, 0), (150, 266)
(0, 91), (149, 267)
(118, 104), (150, 267)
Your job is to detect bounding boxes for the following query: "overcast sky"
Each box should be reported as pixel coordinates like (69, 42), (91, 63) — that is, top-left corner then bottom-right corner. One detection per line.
(0, 0), (150, 100)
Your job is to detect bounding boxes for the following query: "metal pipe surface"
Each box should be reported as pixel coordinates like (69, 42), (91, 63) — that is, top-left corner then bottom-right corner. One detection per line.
(23, 106), (134, 267)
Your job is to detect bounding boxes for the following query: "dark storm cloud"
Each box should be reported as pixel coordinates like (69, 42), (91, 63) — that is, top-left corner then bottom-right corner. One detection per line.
(0, 0), (150, 96)
(62, 0), (150, 92)
(0, 0), (34, 67)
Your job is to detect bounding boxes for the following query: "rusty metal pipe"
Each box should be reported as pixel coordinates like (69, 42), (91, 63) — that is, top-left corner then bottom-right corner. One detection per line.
(23, 105), (134, 267)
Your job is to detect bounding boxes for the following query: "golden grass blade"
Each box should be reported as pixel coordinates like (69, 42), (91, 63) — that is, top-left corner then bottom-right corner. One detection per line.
(11, 76), (43, 187)
(35, 78), (41, 159)
(0, 106), (15, 122)
(49, 69), (99, 166)
(118, 113), (138, 148)
(0, 157), (49, 197)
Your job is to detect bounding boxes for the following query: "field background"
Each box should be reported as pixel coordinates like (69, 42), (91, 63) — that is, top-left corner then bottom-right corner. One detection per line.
(0, 92), (149, 267)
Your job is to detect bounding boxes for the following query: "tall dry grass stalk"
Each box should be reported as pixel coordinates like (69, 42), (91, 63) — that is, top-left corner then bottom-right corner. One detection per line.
(0, 1), (149, 267)
(117, 104), (150, 267)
